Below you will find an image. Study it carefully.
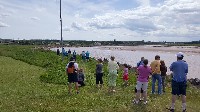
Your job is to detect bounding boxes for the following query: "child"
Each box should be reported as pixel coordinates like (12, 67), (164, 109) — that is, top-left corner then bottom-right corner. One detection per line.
(96, 59), (103, 88)
(133, 59), (151, 104)
(123, 64), (129, 86)
(77, 69), (85, 87)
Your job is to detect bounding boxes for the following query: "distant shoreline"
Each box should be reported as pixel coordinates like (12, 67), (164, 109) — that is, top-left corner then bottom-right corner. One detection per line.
(99, 45), (200, 54)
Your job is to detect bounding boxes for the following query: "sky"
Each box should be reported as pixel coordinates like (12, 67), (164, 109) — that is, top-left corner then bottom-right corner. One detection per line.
(0, 0), (200, 42)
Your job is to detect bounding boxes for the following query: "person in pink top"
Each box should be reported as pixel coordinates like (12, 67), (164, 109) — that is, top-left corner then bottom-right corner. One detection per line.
(122, 64), (129, 86)
(133, 59), (152, 104)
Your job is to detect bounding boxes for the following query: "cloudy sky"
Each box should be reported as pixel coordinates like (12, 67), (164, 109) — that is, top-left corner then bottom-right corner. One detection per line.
(0, 0), (200, 42)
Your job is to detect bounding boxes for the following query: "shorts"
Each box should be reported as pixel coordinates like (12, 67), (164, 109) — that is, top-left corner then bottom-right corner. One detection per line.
(68, 73), (78, 83)
(135, 87), (143, 93)
(78, 81), (85, 86)
(172, 80), (187, 96)
(86, 57), (89, 59)
(123, 74), (129, 81)
(136, 81), (148, 91)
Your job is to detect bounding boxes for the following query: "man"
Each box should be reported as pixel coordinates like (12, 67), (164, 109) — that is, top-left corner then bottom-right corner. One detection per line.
(82, 51), (86, 61)
(150, 55), (162, 94)
(168, 52), (188, 112)
(72, 50), (77, 61)
(66, 57), (79, 94)
(56, 47), (60, 55)
(137, 57), (144, 68)
(85, 51), (90, 61)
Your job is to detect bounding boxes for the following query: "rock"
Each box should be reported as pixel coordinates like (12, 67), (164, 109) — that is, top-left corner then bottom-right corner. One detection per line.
(188, 78), (200, 86)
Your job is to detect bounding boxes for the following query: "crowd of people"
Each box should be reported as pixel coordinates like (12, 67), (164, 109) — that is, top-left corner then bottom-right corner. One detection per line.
(61, 48), (188, 112)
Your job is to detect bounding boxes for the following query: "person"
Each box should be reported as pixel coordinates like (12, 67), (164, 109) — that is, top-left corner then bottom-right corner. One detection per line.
(66, 57), (79, 94)
(86, 51), (90, 61)
(137, 57), (144, 67)
(160, 60), (167, 93)
(135, 57), (145, 94)
(73, 50), (77, 61)
(133, 59), (151, 104)
(96, 58), (104, 88)
(62, 48), (65, 55)
(77, 69), (85, 87)
(150, 55), (162, 94)
(68, 49), (71, 56)
(168, 52), (188, 112)
(57, 48), (60, 55)
(62, 48), (68, 57)
(122, 64), (129, 86)
(82, 51), (86, 61)
(107, 56), (119, 93)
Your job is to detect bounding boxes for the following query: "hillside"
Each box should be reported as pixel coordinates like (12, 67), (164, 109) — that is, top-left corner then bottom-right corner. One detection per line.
(0, 45), (200, 112)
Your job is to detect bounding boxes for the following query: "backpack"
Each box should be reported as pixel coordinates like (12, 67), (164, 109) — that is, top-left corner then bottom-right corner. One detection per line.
(67, 62), (75, 74)
(137, 61), (142, 68)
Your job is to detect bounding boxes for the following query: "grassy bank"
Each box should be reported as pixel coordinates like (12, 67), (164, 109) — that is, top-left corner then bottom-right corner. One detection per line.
(0, 45), (200, 112)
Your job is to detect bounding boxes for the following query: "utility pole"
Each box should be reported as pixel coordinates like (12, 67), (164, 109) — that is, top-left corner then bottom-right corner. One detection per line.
(60, 0), (64, 61)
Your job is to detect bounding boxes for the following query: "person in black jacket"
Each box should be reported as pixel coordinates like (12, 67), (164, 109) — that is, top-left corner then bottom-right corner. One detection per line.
(160, 60), (167, 93)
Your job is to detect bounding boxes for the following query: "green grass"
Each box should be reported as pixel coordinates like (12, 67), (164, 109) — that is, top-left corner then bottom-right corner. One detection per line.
(0, 45), (200, 112)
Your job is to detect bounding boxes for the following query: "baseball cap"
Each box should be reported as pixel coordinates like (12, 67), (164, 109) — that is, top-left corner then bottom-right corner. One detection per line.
(176, 52), (184, 58)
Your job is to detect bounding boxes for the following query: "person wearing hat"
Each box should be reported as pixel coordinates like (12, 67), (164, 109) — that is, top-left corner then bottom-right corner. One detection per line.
(168, 52), (188, 112)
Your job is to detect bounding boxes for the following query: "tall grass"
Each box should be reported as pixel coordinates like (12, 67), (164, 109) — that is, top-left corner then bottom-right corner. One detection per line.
(0, 45), (200, 112)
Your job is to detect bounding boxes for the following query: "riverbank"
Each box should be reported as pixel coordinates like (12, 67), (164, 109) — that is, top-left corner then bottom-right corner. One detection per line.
(0, 45), (200, 111)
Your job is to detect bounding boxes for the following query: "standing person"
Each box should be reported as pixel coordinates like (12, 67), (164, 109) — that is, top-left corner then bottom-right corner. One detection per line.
(66, 57), (79, 94)
(122, 64), (129, 86)
(77, 69), (85, 87)
(96, 59), (104, 89)
(57, 47), (60, 55)
(82, 51), (86, 61)
(133, 59), (151, 104)
(73, 50), (77, 61)
(160, 60), (167, 93)
(107, 56), (119, 93)
(68, 49), (71, 56)
(135, 57), (145, 94)
(137, 57), (145, 67)
(150, 55), (162, 94)
(168, 52), (188, 112)
(62, 48), (65, 55)
(86, 51), (90, 61)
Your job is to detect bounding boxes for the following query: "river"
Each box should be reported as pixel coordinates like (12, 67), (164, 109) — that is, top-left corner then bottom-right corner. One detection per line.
(51, 46), (200, 79)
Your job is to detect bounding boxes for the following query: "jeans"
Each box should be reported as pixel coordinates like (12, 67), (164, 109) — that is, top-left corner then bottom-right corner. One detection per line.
(152, 74), (162, 94)
(161, 76), (166, 92)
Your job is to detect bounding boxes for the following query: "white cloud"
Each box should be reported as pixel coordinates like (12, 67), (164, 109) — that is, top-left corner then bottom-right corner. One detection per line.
(0, 21), (9, 27)
(71, 22), (86, 31)
(63, 26), (71, 31)
(136, 0), (150, 6)
(1, 13), (10, 17)
(0, 4), (3, 9)
(0, 0), (200, 41)
(30, 17), (40, 21)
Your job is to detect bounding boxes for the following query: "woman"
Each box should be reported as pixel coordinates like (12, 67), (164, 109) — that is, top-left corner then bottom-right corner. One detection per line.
(160, 60), (167, 93)
(107, 56), (119, 93)
(134, 59), (151, 104)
